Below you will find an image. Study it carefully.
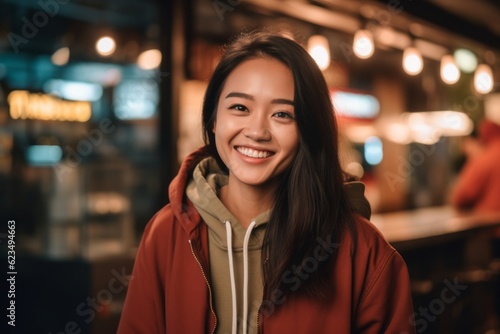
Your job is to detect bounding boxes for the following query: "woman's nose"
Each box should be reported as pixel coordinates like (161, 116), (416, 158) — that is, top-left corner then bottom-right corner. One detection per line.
(242, 114), (271, 141)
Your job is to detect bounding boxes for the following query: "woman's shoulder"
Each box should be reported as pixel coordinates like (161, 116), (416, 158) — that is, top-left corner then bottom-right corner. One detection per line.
(140, 201), (203, 245)
(341, 214), (400, 265)
(356, 214), (394, 245)
(337, 215), (410, 305)
(136, 205), (176, 248)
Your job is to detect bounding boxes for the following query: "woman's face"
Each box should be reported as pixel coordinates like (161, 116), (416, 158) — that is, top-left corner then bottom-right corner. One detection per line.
(213, 57), (299, 190)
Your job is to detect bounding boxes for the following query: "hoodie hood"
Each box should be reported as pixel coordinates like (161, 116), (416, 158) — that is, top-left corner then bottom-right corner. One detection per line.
(186, 156), (269, 250)
(167, 146), (212, 235)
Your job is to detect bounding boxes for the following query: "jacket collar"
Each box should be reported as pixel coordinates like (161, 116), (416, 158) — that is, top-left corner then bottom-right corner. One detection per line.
(168, 146), (213, 236)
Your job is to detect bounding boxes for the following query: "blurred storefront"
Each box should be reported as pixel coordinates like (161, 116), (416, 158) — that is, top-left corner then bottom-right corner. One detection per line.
(1, 0), (500, 333)
(0, 0), (175, 332)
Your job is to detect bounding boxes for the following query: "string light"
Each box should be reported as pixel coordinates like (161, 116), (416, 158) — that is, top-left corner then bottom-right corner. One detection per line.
(96, 36), (116, 57)
(137, 49), (162, 70)
(454, 49), (477, 73)
(51, 47), (70, 66)
(307, 35), (330, 70)
(474, 64), (494, 94)
(353, 29), (375, 59)
(440, 54), (460, 84)
(403, 46), (423, 75)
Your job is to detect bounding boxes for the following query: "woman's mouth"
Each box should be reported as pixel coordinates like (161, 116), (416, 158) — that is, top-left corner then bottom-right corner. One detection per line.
(236, 146), (274, 159)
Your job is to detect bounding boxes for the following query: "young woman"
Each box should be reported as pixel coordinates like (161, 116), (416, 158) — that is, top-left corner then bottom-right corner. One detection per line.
(118, 31), (415, 334)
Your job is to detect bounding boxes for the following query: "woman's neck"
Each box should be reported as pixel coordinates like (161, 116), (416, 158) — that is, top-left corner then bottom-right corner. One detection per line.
(219, 180), (275, 229)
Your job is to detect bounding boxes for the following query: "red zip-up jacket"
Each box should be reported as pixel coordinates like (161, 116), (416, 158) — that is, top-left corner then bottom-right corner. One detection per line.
(117, 147), (416, 333)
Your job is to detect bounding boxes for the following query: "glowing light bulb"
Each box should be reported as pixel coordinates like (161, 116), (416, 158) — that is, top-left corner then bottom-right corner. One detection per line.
(440, 55), (460, 84)
(353, 30), (374, 59)
(96, 36), (116, 57)
(307, 35), (330, 70)
(51, 47), (70, 66)
(474, 64), (493, 94)
(454, 49), (477, 73)
(403, 47), (423, 75)
(137, 49), (162, 70)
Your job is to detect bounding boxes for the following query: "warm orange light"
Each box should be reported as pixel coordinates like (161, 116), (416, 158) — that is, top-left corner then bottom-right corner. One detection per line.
(8, 90), (91, 122)
(474, 64), (493, 94)
(440, 55), (460, 85)
(307, 35), (330, 70)
(403, 47), (423, 75)
(353, 30), (374, 59)
(137, 49), (162, 70)
(96, 36), (116, 57)
(51, 47), (70, 66)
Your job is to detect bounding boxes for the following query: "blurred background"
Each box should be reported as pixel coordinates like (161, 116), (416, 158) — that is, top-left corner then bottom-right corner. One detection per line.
(0, 0), (500, 333)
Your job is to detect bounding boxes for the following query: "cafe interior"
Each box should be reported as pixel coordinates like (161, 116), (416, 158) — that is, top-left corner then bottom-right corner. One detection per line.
(1, 0), (500, 333)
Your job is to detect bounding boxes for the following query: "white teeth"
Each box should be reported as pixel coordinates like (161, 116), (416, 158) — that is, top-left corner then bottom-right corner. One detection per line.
(236, 147), (272, 158)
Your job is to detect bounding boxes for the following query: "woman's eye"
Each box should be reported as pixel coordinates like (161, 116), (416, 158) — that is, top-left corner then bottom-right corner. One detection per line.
(273, 111), (295, 120)
(229, 104), (248, 112)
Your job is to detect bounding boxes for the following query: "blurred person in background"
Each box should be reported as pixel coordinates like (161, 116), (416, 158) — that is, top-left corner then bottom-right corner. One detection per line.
(118, 31), (414, 334)
(451, 118), (500, 213)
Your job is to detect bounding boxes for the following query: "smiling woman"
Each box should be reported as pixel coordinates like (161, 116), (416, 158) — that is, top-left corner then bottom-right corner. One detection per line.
(118, 30), (416, 334)
(214, 58), (299, 198)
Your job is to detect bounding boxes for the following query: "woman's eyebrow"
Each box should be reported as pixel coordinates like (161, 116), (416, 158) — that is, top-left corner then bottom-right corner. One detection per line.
(225, 92), (254, 100)
(271, 98), (294, 106)
(225, 92), (294, 106)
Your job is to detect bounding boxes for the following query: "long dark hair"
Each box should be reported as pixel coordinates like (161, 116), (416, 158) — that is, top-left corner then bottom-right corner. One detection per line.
(202, 30), (355, 300)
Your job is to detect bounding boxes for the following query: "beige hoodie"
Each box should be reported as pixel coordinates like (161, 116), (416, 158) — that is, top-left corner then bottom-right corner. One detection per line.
(186, 157), (268, 334)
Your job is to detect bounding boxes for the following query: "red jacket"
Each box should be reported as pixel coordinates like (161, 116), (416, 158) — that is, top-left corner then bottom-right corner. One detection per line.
(118, 148), (416, 333)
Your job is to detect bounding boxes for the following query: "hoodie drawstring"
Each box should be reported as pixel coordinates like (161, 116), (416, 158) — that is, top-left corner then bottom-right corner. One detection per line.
(243, 221), (256, 334)
(225, 220), (257, 334)
(225, 221), (238, 334)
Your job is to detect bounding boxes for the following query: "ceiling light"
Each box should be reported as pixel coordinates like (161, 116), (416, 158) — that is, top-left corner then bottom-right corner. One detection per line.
(474, 64), (494, 94)
(402, 46), (423, 75)
(353, 29), (374, 59)
(51, 47), (70, 66)
(453, 49), (477, 73)
(137, 49), (162, 70)
(307, 35), (330, 70)
(96, 36), (116, 57)
(440, 55), (460, 85)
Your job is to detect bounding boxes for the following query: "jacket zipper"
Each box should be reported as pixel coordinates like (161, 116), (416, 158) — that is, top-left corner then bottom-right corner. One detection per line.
(256, 303), (261, 334)
(189, 239), (217, 334)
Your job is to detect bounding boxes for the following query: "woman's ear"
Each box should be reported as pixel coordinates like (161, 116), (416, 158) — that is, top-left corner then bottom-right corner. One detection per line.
(212, 120), (216, 133)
